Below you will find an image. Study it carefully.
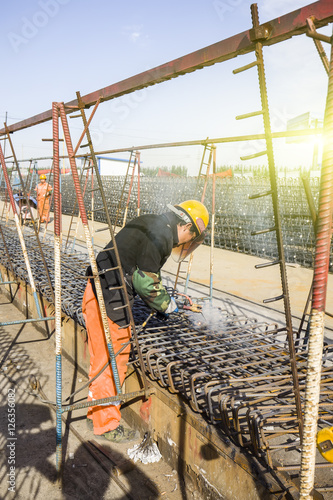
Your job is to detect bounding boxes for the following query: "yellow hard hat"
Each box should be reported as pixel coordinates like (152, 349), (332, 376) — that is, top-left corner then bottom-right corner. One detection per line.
(169, 199), (209, 235)
(168, 200), (209, 262)
(39, 174), (46, 180)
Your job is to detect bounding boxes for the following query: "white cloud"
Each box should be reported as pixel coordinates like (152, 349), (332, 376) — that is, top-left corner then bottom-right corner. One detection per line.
(131, 31), (141, 42)
(122, 24), (145, 43)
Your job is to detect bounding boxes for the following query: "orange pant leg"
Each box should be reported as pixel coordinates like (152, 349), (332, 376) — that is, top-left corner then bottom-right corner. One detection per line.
(82, 281), (131, 435)
(41, 197), (50, 222)
(37, 199), (44, 219)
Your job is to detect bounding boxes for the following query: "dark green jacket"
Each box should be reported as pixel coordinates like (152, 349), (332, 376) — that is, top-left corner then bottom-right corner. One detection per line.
(87, 212), (179, 326)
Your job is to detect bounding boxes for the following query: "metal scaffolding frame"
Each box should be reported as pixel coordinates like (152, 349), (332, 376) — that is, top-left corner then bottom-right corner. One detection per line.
(1, 0), (333, 136)
(1, 1), (333, 497)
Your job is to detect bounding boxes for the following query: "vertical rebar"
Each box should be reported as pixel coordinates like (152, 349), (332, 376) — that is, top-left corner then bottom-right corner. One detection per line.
(184, 145), (213, 296)
(58, 101), (122, 394)
(91, 162), (94, 246)
(53, 103), (63, 481)
(194, 140), (209, 197)
(114, 151), (133, 231)
(4, 123), (55, 304)
(65, 158), (87, 250)
(251, 2), (303, 437)
(71, 166), (90, 252)
(201, 148), (212, 202)
(299, 39), (333, 500)
(75, 91), (148, 395)
(210, 147), (216, 303)
(137, 152), (141, 217)
(122, 156), (136, 228)
(0, 144), (43, 318)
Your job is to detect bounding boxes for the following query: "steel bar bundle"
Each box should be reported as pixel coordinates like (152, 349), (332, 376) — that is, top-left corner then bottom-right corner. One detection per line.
(0, 201), (332, 490)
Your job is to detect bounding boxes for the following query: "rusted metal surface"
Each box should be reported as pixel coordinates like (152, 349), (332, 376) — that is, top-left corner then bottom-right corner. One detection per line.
(311, 56), (333, 314)
(0, 225), (332, 494)
(0, 1), (332, 495)
(306, 17), (330, 74)
(248, 3), (304, 438)
(75, 91), (150, 395)
(1, 0), (333, 136)
(52, 104), (61, 238)
(130, 303), (333, 478)
(300, 39), (333, 499)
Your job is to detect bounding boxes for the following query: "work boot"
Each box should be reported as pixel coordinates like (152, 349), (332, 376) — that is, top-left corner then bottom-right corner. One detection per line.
(103, 425), (139, 443)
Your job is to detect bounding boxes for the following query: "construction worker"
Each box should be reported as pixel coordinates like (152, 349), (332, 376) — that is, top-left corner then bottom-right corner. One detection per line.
(82, 200), (209, 442)
(35, 174), (52, 223)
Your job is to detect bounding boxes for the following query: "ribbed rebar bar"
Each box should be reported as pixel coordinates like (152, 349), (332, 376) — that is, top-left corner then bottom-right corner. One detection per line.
(300, 39), (333, 500)
(210, 147), (216, 302)
(251, 3), (303, 437)
(0, 223), (332, 490)
(75, 90), (149, 395)
(3, 123), (55, 304)
(53, 102), (63, 480)
(57, 101), (122, 393)
(0, 144), (43, 318)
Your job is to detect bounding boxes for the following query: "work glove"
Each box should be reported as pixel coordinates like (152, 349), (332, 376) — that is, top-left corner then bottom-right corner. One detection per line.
(164, 297), (178, 314)
(173, 292), (203, 313)
(156, 297), (178, 321)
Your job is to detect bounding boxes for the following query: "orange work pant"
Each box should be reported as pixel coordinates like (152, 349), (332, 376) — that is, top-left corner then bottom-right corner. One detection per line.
(37, 198), (50, 222)
(82, 281), (131, 435)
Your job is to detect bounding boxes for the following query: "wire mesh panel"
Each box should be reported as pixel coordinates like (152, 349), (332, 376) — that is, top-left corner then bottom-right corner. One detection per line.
(48, 174), (324, 270)
(0, 223), (332, 485)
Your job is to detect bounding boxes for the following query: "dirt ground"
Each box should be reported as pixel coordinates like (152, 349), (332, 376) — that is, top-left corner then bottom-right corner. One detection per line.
(0, 296), (204, 500)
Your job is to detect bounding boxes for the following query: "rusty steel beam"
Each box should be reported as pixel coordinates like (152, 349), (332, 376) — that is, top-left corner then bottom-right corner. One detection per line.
(1, 0), (333, 137)
(12, 128), (324, 164)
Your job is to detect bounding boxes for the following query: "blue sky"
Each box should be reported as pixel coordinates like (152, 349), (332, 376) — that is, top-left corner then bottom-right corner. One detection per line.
(1, 0), (331, 174)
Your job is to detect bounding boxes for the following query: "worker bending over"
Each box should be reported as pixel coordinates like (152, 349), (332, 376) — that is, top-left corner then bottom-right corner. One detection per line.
(35, 174), (52, 223)
(82, 200), (209, 442)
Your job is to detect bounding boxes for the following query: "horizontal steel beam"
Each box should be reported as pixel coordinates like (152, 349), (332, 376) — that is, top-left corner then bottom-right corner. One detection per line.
(1, 0), (333, 136)
(6, 127), (323, 163)
(90, 128), (323, 156)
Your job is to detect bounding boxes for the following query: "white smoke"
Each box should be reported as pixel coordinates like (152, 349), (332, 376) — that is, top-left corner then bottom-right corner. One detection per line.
(186, 301), (230, 333)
